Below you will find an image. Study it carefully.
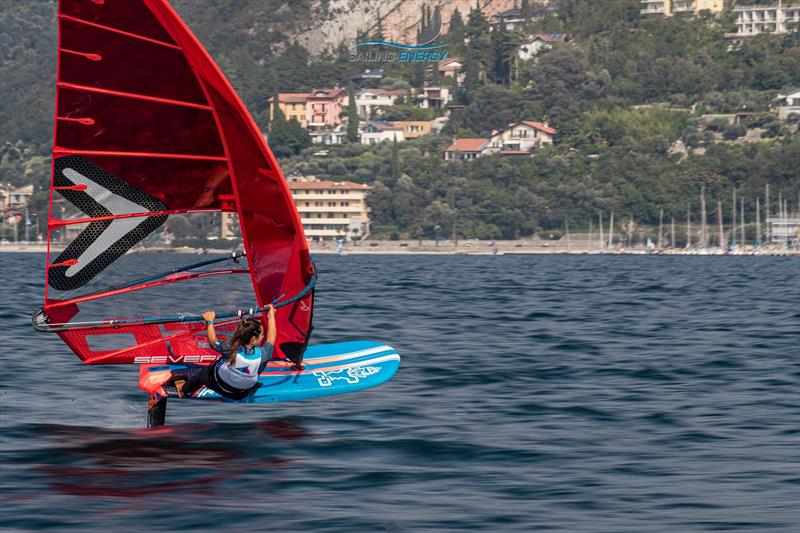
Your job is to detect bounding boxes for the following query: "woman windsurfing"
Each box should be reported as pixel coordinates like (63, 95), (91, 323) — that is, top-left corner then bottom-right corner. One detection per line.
(172, 305), (277, 400)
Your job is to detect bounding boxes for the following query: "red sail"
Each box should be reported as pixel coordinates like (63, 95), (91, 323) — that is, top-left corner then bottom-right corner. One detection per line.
(43, 0), (313, 364)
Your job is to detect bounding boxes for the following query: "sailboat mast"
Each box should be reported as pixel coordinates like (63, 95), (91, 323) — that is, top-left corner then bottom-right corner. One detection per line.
(731, 188), (737, 247)
(779, 191), (784, 246)
(608, 212), (614, 250)
(686, 204), (691, 249)
(671, 216), (676, 249)
(766, 183), (771, 243)
(717, 200), (725, 248)
(599, 212), (604, 252)
(565, 220), (571, 253)
(756, 197), (760, 247)
(658, 209), (664, 249)
(784, 198), (789, 247)
(700, 183), (707, 249)
(740, 197), (745, 247)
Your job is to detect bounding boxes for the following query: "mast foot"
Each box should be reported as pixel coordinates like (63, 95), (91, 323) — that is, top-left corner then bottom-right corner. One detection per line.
(147, 394), (167, 428)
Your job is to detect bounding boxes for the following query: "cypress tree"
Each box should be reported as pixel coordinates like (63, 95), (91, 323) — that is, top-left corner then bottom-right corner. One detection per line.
(347, 86), (359, 143)
(449, 8), (465, 44)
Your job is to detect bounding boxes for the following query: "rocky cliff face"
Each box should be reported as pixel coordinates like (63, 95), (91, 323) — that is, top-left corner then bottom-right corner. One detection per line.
(295, 0), (530, 54)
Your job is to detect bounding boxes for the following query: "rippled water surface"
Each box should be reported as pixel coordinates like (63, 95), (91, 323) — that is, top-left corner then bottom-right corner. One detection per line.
(1, 252), (799, 532)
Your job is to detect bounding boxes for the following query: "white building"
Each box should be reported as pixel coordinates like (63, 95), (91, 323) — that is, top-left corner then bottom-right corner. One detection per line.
(641, 0), (725, 17)
(516, 34), (570, 62)
(773, 88), (800, 120)
(310, 124), (348, 145)
(360, 121), (405, 145)
(288, 179), (371, 241)
(732, 3), (800, 37)
(0, 184), (33, 209)
(485, 121), (557, 155)
(415, 86), (452, 109)
(767, 217), (799, 244)
(355, 89), (406, 119)
(492, 8), (525, 31)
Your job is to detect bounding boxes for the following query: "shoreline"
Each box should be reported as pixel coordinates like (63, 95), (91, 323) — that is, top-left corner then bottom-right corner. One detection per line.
(2, 242), (798, 256)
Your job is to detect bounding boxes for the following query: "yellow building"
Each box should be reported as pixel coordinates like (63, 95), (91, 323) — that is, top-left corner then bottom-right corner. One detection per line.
(641, 0), (725, 17)
(288, 180), (371, 241)
(268, 93), (309, 127)
(390, 121), (433, 139)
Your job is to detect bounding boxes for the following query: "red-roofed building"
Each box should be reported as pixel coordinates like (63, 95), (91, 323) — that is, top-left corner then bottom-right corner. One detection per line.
(444, 138), (490, 161)
(288, 178), (371, 241)
(487, 121), (557, 156)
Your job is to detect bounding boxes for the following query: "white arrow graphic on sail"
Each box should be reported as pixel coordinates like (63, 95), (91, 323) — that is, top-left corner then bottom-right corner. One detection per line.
(62, 167), (150, 278)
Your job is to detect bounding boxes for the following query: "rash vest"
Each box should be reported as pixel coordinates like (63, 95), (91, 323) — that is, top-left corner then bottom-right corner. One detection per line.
(213, 341), (274, 390)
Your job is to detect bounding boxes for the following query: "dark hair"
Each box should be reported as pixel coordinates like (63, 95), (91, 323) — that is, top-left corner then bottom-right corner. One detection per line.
(228, 319), (263, 366)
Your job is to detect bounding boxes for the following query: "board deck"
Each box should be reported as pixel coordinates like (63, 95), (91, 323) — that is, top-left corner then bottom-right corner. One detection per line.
(141, 341), (400, 403)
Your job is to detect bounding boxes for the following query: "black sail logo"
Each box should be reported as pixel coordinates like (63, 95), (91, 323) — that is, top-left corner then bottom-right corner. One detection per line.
(49, 156), (168, 291)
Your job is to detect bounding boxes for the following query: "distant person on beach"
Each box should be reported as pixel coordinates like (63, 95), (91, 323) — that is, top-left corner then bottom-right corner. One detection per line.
(172, 305), (277, 400)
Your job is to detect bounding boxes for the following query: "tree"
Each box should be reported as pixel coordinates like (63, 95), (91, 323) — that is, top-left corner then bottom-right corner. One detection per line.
(372, 14), (385, 41)
(347, 86), (359, 143)
(448, 8), (465, 45)
(489, 23), (514, 85)
(269, 95), (311, 157)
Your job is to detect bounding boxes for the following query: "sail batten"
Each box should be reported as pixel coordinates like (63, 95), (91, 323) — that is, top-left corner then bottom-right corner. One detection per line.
(56, 81), (214, 110)
(52, 149), (229, 161)
(58, 13), (183, 50)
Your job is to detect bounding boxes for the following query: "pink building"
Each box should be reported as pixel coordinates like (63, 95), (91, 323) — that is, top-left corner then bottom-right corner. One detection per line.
(306, 88), (347, 132)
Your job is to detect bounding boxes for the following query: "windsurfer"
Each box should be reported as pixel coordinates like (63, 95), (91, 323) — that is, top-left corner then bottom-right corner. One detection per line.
(172, 305), (277, 400)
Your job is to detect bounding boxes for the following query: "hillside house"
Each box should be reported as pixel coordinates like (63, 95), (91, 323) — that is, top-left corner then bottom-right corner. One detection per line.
(356, 88), (407, 119)
(486, 121), (557, 155)
(306, 88), (347, 131)
(360, 121), (405, 144)
(415, 86), (452, 109)
(516, 34), (570, 62)
(444, 138), (490, 161)
(438, 58), (465, 85)
(391, 121), (433, 139)
(773, 88), (800, 120)
(268, 93), (309, 127)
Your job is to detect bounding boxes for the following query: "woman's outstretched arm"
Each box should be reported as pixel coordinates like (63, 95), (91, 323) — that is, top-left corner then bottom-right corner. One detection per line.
(201, 310), (218, 347)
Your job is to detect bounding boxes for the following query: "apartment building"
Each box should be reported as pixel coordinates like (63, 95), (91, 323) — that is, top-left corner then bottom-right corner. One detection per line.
(288, 179), (371, 241)
(268, 93), (309, 127)
(641, 0), (725, 17)
(733, 3), (800, 36)
(391, 121), (433, 139)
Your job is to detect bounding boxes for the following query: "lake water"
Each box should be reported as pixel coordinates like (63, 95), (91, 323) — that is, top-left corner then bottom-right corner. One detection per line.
(1, 252), (798, 532)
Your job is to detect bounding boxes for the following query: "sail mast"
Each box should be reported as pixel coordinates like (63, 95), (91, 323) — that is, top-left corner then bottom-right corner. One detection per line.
(658, 209), (663, 249)
(599, 212), (604, 252)
(731, 188), (737, 247)
(686, 204), (691, 249)
(756, 197), (761, 247)
(671, 216), (675, 249)
(700, 182), (707, 249)
(608, 212), (614, 250)
(717, 200), (724, 249)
